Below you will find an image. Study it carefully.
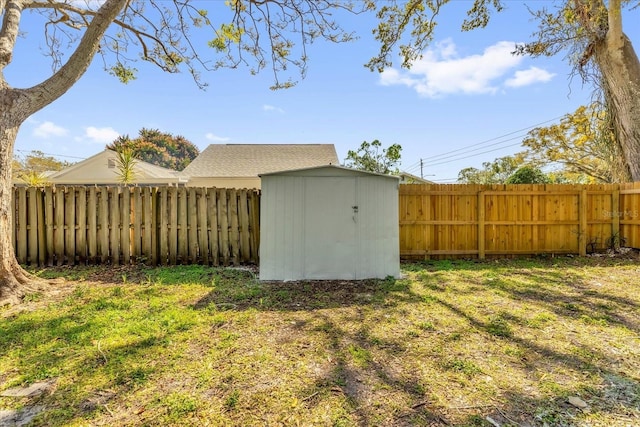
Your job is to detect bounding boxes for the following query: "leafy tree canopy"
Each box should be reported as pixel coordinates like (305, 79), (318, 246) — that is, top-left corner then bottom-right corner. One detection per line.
(505, 166), (550, 184)
(13, 150), (71, 175)
(368, 0), (640, 181)
(457, 154), (526, 184)
(107, 128), (199, 171)
(344, 140), (402, 175)
(0, 0), (371, 305)
(12, 150), (72, 185)
(522, 104), (630, 183)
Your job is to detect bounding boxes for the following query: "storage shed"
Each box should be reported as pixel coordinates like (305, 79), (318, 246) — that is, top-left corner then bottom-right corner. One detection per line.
(259, 165), (400, 281)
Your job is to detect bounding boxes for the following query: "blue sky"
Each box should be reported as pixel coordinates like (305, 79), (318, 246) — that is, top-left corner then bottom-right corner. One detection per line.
(8, 1), (640, 182)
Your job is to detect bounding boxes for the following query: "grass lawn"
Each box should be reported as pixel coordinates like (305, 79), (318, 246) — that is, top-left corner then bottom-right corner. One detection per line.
(0, 256), (639, 426)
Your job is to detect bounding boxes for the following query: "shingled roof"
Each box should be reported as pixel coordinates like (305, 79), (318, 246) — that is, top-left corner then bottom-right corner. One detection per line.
(181, 144), (339, 178)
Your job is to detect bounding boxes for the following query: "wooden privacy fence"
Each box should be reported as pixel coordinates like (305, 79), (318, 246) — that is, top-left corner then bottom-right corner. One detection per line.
(12, 186), (260, 266)
(400, 183), (640, 259)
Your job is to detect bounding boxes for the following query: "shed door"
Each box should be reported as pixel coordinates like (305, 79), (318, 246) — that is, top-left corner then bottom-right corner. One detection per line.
(304, 177), (357, 279)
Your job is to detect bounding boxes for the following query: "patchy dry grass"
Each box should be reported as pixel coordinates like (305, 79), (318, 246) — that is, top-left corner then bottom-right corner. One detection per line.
(1, 257), (639, 426)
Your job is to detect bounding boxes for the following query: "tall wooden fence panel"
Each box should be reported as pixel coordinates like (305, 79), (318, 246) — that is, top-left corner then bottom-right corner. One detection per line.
(13, 186), (260, 266)
(400, 183), (640, 259)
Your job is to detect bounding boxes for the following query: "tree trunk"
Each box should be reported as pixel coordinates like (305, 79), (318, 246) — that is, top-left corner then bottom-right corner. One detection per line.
(0, 0), (130, 306)
(0, 113), (46, 306)
(596, 30), (640, 181)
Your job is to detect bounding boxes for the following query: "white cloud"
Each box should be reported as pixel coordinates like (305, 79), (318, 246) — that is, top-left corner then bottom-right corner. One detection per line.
(505, 66), (556, 87)
(33, 121), (68, 138)
(84, 126), (119, 144)
(379, 39), (551, 98)
(205, 133), (230, 142)
(263, 104), (284, 113)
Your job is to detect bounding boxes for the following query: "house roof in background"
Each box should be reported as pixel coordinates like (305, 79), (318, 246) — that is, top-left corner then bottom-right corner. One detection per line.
(48, 149), (180, 180)
(398, 171), (435, 184)
(181, 144), (339, 178)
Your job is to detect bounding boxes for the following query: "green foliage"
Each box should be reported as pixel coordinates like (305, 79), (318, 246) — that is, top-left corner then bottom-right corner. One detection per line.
(13, 150), (72, 185)
(457, 154), (525, 184)
(364, 1), (640, 181)
(109, 62), (137, 83)
(344, 139), (402, 174)
(115, 147), (138, 184)
(107, 128), (199, 171)
(522, 104), (631, 183)
(506, 166), (550, 184)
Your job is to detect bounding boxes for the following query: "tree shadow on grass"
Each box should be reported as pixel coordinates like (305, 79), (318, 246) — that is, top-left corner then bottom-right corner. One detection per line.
(191, 262), (640, 426)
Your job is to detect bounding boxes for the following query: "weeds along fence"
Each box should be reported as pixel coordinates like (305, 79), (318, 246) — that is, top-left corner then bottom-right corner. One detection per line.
(12, 186), (260, 266)
(400, 183), (640, 260)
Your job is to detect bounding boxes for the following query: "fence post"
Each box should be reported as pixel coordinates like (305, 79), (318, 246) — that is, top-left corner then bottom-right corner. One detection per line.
(477, 191), (485, 260)
(579, 188), (587, 256)
(612, 187), (620, 247)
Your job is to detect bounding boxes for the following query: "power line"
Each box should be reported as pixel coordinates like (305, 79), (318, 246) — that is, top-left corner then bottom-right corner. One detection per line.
(420, 134), (526, 167)
(416, 115), (563, 163)
(422, 141), (524, 168)
(15, 149), (87, 160)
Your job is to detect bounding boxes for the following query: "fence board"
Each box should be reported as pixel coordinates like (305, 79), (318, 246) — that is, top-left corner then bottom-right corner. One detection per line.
(168, 187), (178, 265)
(229, 189), (239, 265)
(132, 187), (142, 261)
(177, 187), (187, 263)
(218, 188), (230, 265)
(45, 187), (54, 266)
(65, 188), (76, 264)
(99, 187), (109, 264)
(54, 188), (64, 265)
(150, 187), (158, 266)
(207, 188), (219, 265)
(10, 187), (15, 254)
(122, 189), (131, 264)
(188, 188), (198, 264)
(110, 188), (120, 265)
(36, 188), (45, 266)
(17, 187), (27, 263)
(239, 190), (251, 263)
(26, 188), (37, 265)
(250, 190), (260, 263)
(76, 188), (87, 263)
(87, 187), (97, 264)
(197, 189), (208, 264)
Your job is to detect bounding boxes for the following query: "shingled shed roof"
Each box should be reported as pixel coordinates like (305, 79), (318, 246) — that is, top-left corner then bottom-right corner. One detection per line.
(181, 144), (339, 178)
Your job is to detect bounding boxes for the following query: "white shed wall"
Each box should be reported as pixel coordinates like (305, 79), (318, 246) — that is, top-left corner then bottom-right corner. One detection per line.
(259, 167), (399, 281)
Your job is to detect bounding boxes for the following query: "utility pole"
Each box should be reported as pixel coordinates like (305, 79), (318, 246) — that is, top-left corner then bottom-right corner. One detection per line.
(420, 159), (424, 179)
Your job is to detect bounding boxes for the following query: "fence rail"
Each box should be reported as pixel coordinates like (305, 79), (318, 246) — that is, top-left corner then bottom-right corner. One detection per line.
(12, 186), (260, 266)
(400, 183), (640, 259)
